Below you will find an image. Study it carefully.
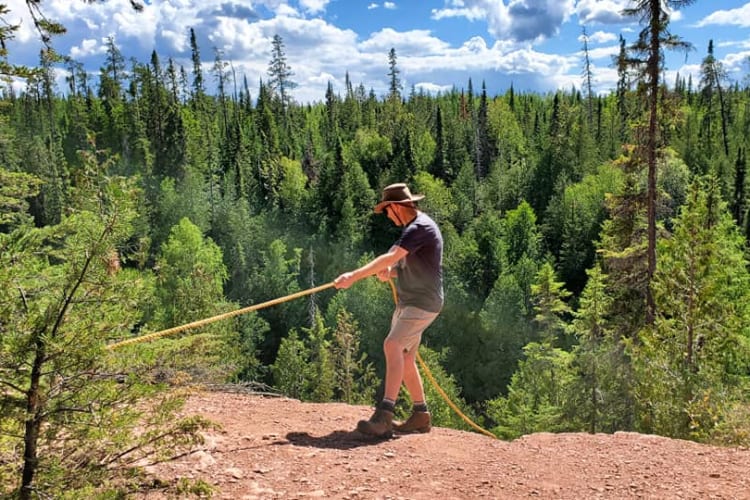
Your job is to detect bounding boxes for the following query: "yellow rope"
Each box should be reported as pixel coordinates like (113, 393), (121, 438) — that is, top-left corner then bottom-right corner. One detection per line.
(107, 275), (496, 439)
(387, 279), (497, 439)
(106, 282), (335, 350)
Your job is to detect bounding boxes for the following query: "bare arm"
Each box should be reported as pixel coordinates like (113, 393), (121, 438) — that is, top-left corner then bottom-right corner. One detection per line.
(334, 245), (408, 289)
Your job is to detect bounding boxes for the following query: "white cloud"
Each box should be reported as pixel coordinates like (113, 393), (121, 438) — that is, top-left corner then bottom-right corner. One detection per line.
(581, 30), (618, 44)
(368, 3), (378, 10)
(583, 45), (619, 61)
(414, 81), (453, 95)
(717, 39), (750, 50)
(432, 0), (576, 43)
(70, 38), (104, 59)
(722, 50), (750, 73)
(384, 2), (397, 9)
(695, 3), (750, 28)
(575, 0), (629, 25)
(299, 0), (331, 15)
(359, 28), (451, 56)
(431, 6), (485, 22)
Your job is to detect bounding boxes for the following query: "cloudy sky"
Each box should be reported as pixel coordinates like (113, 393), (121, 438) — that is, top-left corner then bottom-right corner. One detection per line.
(4, 0), (750, 103)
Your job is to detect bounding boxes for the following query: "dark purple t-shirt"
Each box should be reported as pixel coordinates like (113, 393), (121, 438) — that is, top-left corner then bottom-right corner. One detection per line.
(394, 211), (444, 313)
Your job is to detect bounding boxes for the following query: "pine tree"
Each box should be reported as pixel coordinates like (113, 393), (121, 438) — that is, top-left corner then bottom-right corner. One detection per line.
(272, 330), (309, 399)
(633, 176), (750, 440)
(267, 34), (296, 114)
(622, 0), (696, 324)
(566, 265), (634, 433)
(189, 27), (205, 102)
(581, 26), (595, 126)
(304, 312), (336, 402)
(732, 147), (746, 228)
(331, 309), (377, 404)
(0, 173), (208, 498)
(699, 39), (730, 158)
(387, 47), (401, 101)
(530, 262), (572, 346)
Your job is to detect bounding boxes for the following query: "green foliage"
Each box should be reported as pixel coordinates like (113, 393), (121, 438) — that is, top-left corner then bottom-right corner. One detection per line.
(278, 156), (309, 215)
(530, 262), (572, 345)
(346, 127), (392, 185)
(631, 176), (750, 441)
(411, 171), (457, 227)
(324, 264), (393, 370)
(459, 211), (505, 300)
(503, 200), (542, 268)
(597, 149), (650, 340)
(565, 265), (634, 433)
(486, 341), (575, 440)
(0, 168), (42, 227)
(147, 217), (240, 384)
(476, 272), (532, 400)
(248, 239), (306, 364)
(272, 310), (374, 403)
(0, 176), (210, 497)
(305, 312), (336, 402)
(543, 163), (624, 293)
(4, 19), (750, 450)
(154, 217), (227, 326)
(272, 329), (309, 399)
(151, 173), (211, 253)
(331, 309), (377, 405)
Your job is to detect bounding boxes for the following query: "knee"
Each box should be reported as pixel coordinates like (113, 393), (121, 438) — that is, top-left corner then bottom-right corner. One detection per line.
(383, 337), (401, 356)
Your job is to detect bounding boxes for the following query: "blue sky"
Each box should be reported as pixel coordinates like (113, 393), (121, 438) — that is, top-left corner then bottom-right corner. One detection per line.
(4, 1), (750, 103)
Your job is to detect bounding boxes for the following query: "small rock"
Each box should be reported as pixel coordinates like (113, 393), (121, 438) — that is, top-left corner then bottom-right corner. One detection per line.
(225, 467), (244, 479)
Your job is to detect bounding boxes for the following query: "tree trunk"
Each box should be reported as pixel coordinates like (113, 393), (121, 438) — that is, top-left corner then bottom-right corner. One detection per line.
(20, 342), (45, 500)
(646, 0), (660, 326)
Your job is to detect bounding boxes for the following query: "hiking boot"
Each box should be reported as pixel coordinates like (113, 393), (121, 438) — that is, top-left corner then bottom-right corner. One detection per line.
(356, 408), (394, 438)
(394, 411), (431, 433)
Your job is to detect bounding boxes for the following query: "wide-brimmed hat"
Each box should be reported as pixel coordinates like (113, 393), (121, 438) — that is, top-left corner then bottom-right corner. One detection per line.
(374, 183), (425, 213)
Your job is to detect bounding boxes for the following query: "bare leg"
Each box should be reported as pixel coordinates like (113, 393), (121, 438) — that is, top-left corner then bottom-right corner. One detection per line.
(383, 337), (404, 401)
(402, 348), (425, 403)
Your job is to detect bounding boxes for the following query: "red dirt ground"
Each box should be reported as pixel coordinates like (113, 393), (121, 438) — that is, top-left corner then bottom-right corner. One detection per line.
(140, 391), (750, 499)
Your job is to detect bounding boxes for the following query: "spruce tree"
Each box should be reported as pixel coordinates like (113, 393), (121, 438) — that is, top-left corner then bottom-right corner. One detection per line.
(622, 0), (696, 324)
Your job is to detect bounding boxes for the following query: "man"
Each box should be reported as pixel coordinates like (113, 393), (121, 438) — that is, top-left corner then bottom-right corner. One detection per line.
(334, 183), (444, 438)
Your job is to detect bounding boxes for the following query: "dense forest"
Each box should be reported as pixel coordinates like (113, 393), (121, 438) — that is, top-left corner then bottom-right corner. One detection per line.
(3, 1), (750, 497)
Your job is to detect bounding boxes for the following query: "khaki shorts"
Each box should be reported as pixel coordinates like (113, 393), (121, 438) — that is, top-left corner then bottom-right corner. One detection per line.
(387, 306), (439, 353)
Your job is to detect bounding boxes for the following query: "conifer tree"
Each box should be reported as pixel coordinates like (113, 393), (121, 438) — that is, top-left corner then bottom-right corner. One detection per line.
(699, 39), (730, 158)
(387, 47), (401, 101)
(581, 26), (595, 126)
(331, 309), (377, 404)
(531, 262), (572, 346)
(474, 81), (492, 179)
(622, 0), (696, 324)
(189, 27), (205, 102)
(732, 147), (746, 228)
(0, 173), (208, 498)
(304, 312), (336, 402)
(633, 176), (750, 439)
(267, 34), (296, 114)
(566, 265), (634, 432)
(272, 330), (309, 399)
